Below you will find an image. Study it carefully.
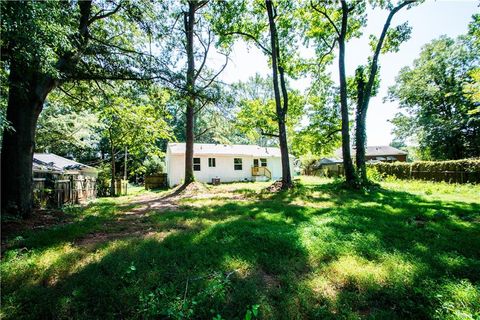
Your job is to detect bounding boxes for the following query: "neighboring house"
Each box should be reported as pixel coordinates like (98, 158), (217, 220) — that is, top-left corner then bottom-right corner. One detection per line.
(334, 146), (408, 163)
(165, 143), (295, 187)
(33, 153), (98, 205)
(33, 153), (98, 178)
(313, 157), (344, 177)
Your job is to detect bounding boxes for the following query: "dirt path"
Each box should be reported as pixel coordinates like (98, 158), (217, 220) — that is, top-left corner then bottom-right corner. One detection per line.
(75, 192), (184, 247)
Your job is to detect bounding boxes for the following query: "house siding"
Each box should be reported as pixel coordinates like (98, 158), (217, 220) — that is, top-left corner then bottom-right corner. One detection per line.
(166, 145), (293, 187)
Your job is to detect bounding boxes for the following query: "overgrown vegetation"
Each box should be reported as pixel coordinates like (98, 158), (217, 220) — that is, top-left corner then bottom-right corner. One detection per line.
(368, 159), (480, 183)
(2, 177), (479, 319)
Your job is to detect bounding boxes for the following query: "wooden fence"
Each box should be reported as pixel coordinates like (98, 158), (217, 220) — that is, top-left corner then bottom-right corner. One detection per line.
(33, 177), (97, 208)
(145, 174), (168, 189)
(115, 179), (128, 196)
(313, 162), (479, 184)
(372, 168), (480, 184)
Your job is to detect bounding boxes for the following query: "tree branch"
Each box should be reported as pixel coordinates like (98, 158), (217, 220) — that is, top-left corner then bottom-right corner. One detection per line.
(310, 0), (340, 37)
(194, 29), (212, 80)
(199, 53), (229, 91)
(362, 0), (414, 111)
(260, 128), (279, 138)
(222, 31), (271, 55)
(88, 1), (123, 26)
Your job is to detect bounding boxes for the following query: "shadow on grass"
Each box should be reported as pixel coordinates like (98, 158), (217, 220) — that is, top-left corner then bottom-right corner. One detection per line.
(1, 181), (479, 319)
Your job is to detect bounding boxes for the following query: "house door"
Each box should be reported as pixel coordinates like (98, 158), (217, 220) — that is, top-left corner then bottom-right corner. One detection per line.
(253, 159), (259, 167)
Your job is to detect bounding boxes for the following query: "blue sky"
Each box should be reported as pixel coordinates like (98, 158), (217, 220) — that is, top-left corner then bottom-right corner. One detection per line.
(218, 0), (479, 146)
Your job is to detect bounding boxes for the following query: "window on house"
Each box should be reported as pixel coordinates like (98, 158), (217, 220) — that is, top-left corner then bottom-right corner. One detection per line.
(208, 158), (216, 167)
(260, 158), (267, 167)
(193, 158), (201, 171)
(234, 158), (242, 170)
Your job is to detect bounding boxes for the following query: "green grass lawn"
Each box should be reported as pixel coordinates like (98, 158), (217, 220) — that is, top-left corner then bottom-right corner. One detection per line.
(1, 177), (479, 320)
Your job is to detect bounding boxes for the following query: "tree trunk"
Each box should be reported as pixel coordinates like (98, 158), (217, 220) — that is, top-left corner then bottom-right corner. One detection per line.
(1, 61), (54, 217)
(183, 2), (196, 186)
(266, 0), (292, 189)
(355, 67), (368, 183)
(110, 143), (116, 196)
(354, 1), (411, 183)
(339, 1), (357, 184)
(124, 146), (127, 180)
(355, 109), (368, 182)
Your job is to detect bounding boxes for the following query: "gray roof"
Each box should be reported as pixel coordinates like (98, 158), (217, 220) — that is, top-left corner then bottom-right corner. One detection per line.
(334, 146), (408, 158)
(33, 153), (96, 172)
(319, 157), (343, 164)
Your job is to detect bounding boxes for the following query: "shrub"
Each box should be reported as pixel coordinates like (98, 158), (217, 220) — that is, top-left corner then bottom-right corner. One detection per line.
(366, 166), (384, 182)
(368, 159), (480, 184)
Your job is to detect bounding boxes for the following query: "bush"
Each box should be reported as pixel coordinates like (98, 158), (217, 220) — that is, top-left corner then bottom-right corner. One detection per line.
(366, 166), (384, 182)
(143, 155), (165, 176)
(96, 163), (112, 197)
(368, 159), (480, 184)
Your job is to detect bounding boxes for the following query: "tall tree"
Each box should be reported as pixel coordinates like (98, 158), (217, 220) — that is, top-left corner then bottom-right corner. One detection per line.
(388, 31), (480, 160)
(96, 83), (172, 195)
(0, 0), (162, 216)
(308, 0), (365, 184)
(309, 0), (416, 185)
(160, 1), (228, 187)
(353, 1), (414, 183)
(213, 0), (301, 188)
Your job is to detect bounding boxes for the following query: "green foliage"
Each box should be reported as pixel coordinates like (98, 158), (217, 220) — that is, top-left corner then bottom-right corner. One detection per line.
(36, 94), (104, 162)
(232, 75), (305, 149)
(433, 280), (480, 320)
(389, 18), (480, 160)
(366, 166), (385, 182)
(368, 159), (480, 183)
(142, 156), (166, 176)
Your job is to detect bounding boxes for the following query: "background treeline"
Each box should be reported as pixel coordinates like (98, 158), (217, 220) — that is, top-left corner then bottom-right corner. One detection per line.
(0, 1), (478, 216)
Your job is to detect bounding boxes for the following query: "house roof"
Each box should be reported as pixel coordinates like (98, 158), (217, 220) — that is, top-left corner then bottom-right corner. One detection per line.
(167, 143), (285, 157)
(33, 153), (97, 172)
(334, 146), (408, 158)
(319, 157), (343, 164)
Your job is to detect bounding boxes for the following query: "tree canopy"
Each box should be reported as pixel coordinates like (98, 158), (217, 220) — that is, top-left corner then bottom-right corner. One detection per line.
(388, 17), (480, 160)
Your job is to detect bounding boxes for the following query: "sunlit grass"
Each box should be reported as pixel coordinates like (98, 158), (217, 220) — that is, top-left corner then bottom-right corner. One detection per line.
(1, 177), (479, 319)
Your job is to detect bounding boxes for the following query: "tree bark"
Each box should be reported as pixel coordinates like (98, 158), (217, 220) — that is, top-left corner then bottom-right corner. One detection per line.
(1, 61), (55, 217)
(355, 1), (412, 184)
(183, 1), (196, 186)
(355, 67), (367, 182)
(339, 0), (356, 184)
(110, 137), (116, 196)
(266, 0), (292, 189)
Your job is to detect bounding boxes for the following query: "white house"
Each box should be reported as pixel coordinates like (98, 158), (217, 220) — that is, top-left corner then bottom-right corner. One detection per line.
(165, 143), (295, 187)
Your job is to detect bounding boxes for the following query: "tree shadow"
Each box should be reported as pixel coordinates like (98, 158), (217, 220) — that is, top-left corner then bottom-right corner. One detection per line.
(2, 181), (479, 319)
(2, 205), (313, 319)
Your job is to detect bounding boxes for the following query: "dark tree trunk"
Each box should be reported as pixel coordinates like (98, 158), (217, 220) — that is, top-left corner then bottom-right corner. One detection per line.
(183, 1), (196, 186)
(1, 61), (54, 217)
(339, 1), (356, 184)
(355, 109), (367, 182)
(354, 1), (411, 184)
(266, 0), (292, 189)
(110, 139), (116, 196)
(355, 67), (367, 182)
